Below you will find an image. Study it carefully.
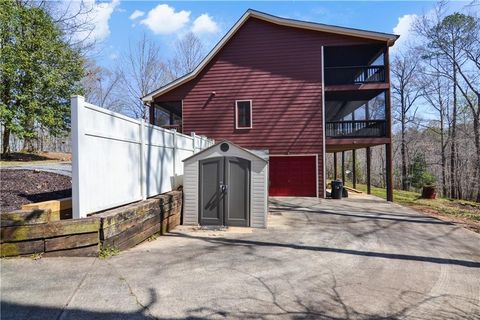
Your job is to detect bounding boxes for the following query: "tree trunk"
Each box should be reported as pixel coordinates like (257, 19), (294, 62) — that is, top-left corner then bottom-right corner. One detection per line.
(400, 90), (408, 191)
(2, 126), (11, 158)
(440, 110), (447, 197)
(450, 58), (457, 199)
(401, 117), (408, 190)
(474, 116), (480, 203)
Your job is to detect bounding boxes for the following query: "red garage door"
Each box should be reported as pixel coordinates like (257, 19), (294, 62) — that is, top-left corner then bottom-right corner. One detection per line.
(269, 156), (317, 196)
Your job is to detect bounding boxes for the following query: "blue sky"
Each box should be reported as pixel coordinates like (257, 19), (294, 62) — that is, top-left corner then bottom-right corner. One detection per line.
(90, 1), (470, 68)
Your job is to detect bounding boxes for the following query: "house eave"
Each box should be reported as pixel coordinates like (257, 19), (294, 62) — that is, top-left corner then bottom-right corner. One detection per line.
(142, 9), (399, 103)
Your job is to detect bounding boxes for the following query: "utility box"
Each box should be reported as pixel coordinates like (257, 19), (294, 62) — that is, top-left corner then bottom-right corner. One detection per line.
(183, 140), (269, 228)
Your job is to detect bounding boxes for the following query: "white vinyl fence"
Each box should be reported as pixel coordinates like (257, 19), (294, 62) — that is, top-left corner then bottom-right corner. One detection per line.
(71, 96), (214, 218)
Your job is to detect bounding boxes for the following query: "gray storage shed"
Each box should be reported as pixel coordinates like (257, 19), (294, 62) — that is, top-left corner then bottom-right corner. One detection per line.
(183, 140), (269, 228)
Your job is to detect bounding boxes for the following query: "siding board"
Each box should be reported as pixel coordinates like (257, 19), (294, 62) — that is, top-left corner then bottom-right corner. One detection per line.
(154, 18), (385, 198)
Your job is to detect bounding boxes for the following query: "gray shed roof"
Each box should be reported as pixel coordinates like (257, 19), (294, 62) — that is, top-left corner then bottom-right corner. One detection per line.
(183, 140), (268, 163)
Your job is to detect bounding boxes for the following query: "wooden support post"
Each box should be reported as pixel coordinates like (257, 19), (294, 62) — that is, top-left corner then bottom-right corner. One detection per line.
(366, 147), (371, 194)
(385, 47), (393, 202)
(341, 151), (346, 183)
(386, 143), (394, 201)
(333, 152), (337, 180)
(352, 149), (356, 189)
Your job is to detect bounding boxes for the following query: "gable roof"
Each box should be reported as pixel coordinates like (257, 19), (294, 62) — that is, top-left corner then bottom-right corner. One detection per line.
(182, 140), (268, 163)
(142, 9), (399, 102)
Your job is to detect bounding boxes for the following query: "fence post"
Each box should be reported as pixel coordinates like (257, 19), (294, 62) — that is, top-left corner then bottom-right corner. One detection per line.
(71, 95), (85, 219)
(191, 132), (196, 153)
(140, 119), (146, 200)
(173, 129), (177, 178)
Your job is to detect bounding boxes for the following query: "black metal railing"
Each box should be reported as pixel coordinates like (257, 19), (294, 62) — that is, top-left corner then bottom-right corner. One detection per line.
(161, 124), (183, 133)
(326, 120), (386, 138)
(324, 65), (386, 85)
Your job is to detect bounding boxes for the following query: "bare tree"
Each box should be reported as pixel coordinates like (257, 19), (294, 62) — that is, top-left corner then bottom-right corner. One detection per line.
(414, 4), (468, 198)
(453, 14), (480, 201)
(414, 3), (479, 199)
(167, 32), (205, 80)
(391, 48), (424, 190)
(82, 59), (122, 111)
(118, 34), (168, 119)
(23, 0), (97, 52)
(422, 61), (451, 196)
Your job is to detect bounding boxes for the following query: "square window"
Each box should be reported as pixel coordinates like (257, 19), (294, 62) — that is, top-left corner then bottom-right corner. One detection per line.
(236, 100), (252, 129)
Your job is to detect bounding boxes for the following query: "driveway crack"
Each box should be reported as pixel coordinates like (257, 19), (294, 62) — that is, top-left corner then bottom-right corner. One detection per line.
(56, 258), (97, 320)
(106, 260), (159, 320)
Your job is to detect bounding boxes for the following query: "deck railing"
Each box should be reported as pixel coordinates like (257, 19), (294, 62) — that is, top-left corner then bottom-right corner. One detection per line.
(324, 65), (386, 85)
(326, 120), (386, 138)
(161, 124), (183, 133)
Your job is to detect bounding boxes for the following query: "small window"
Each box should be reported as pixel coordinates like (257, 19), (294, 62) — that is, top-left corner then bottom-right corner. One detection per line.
(235, 100), (252, 129)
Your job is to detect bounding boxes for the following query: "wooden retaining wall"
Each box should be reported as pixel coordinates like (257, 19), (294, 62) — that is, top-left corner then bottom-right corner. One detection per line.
(0, 191), (182, 257)
(0, 210), (100, 257)
(98, 191), (182, 251)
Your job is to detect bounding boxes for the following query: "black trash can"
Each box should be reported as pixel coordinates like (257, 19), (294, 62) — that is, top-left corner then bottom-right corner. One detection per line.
(331, 180), (343, 199)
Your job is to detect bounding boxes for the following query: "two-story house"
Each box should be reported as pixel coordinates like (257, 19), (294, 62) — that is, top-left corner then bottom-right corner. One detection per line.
(142, 9), (398, 201)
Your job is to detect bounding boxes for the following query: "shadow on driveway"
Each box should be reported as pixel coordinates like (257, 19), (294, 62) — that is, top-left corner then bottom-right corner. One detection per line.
(166, 232), (480, 269)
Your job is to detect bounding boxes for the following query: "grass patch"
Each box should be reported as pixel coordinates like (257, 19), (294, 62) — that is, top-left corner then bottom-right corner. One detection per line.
(147, 234), (158, 242)
(347, 183), (480, 223)
(98, 245), (120, 259)
(30, 252), (43, 260)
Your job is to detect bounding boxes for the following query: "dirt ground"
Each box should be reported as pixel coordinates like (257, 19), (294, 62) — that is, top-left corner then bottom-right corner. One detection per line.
(0, 151), (71, 162)
(0, 169), (71, 213)
(411, 204), (480, 233)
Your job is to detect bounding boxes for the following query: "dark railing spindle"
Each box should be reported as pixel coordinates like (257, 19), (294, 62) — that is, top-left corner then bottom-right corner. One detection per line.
(326, 120), (386, 138)
(324, 65), (386, 85)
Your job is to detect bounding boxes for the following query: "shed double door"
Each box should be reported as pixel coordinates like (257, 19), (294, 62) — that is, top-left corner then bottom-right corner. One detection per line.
(199, 157), (250, 227)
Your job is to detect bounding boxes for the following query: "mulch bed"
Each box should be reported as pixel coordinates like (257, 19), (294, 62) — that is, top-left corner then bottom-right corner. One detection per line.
(1, 170), (72, 213)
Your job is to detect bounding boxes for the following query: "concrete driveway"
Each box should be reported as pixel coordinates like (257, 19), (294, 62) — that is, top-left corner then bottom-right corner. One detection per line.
(1, 194), (479, 319)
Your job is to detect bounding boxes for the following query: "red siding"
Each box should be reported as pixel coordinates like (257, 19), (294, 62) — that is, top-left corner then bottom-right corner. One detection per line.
(154, 17), (384, 198)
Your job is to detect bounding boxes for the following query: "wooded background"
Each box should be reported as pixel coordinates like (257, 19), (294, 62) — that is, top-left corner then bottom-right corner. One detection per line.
(327, 2), (480, 203)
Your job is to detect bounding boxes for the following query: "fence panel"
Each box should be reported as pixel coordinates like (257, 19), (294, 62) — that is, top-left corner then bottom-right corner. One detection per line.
(71, 96), (214, 218)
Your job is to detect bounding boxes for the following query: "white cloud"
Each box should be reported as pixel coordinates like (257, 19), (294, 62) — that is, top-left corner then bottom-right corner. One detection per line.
(129, 10), (144, 20)
(86, 0), (119, 43)
(191, 14), (219, 34)
(141, 4), (190, 35)
(58, 0), (119, 44)
(392, 14), (418, 53)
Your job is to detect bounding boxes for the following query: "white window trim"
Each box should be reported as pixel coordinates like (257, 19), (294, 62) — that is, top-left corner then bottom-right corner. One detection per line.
(235, 100), (253, 129)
